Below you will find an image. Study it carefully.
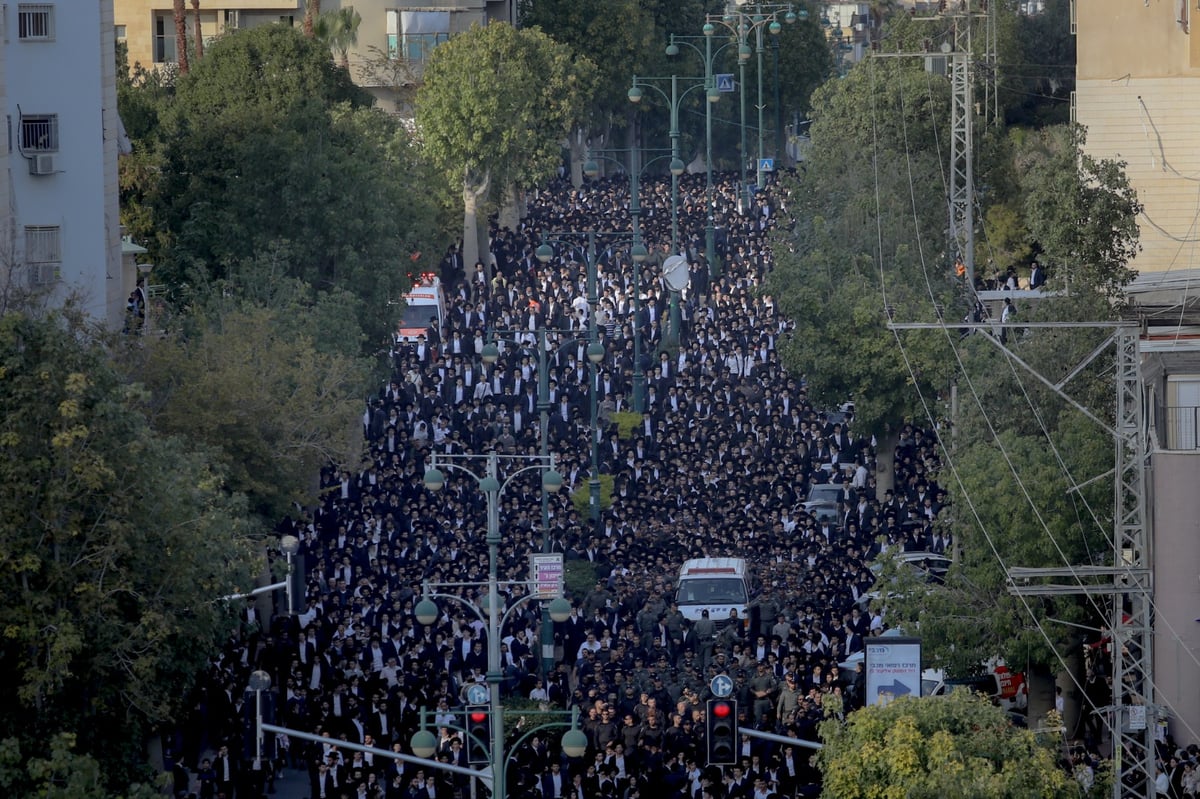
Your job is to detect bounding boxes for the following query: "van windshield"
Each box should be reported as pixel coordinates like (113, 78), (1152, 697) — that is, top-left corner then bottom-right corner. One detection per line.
(399, 304), (434, 329)
(677, 578), (748, 605)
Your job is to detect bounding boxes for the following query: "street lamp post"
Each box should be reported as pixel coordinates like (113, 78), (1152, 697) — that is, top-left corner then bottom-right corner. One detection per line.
(582, 149), (662, 413)
(629, 74), (710, 350)
(667, 34), (727, 281)
(536, 232), (620, 539)
(628, 76), (699, 256)
(705, 1), (799, 204)
(481, 329), (603, 679)
(419, 452), (568, 799)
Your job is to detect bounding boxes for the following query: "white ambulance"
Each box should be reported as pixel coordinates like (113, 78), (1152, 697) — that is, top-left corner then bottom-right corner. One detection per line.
(676, 557), (752, 630)
(394, 273), (446, 344)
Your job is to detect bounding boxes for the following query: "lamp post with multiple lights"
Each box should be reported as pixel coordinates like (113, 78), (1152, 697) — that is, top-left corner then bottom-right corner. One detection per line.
(663, 34), (729, 280)
(704, 1), (800, 202)
(417, 452), (578, 799)
(479, 329), (602, 678)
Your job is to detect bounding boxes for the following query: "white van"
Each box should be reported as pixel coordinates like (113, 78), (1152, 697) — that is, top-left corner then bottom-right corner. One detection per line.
(676, 557), (752, 630)
(395, 273), (446, 344)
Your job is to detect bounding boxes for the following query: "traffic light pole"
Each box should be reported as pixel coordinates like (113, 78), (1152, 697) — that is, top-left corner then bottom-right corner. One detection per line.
(740, 726), (823, 751)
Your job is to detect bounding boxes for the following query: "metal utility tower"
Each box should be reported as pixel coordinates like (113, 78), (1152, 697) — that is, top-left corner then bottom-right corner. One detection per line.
(1001, 324), (1156, 799)
(947, 15), (974, 287)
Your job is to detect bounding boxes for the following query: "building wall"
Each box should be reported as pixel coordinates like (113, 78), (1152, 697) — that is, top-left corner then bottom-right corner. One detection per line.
(1075, 0), (1200, 274)
(1149, 451), (1200, 746)
(116, 0), (510, 77)
(3, 1), (120, 325)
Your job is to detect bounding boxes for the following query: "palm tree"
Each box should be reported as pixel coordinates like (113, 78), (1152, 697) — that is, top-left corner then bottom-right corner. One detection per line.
(173, 0), (189, 73)
(314, 7), (361, 71)
(303, 0), (319, 38)
(191, 0), (203, 60)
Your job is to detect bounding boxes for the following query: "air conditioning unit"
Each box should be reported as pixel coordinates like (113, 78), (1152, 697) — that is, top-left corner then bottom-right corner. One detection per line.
(29, 154), (55, 176)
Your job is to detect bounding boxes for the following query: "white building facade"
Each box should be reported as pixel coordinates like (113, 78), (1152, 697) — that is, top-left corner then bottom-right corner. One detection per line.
(2, 1), (124, 328)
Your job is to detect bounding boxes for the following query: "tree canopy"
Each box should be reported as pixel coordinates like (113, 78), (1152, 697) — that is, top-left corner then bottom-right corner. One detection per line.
(767, 6), (1141, 683)
(416, 22), (595, 269)
(130, 23), (448, 349)
(0, 309), (257, 793)
(818, 691), (1080, 798)
(127, 296), (367, 521)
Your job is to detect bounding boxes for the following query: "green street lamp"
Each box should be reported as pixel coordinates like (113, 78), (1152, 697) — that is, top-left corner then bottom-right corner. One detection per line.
(705, 0), (797, 199)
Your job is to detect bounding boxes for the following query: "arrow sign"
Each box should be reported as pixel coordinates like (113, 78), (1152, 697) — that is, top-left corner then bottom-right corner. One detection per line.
(877, 679), (912, 697)
(711, 674), (734, 698)
(716, 73), (735, 92)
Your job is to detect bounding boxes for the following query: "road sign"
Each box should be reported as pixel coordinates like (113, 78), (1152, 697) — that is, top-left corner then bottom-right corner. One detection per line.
(710, 674), (734, 698)
(466, 683), (490, 706)
(530, 553), (564, 599)
(758, 158), (775, 172)
(716, 73), (735, 92)
(864, 637), (922, 708)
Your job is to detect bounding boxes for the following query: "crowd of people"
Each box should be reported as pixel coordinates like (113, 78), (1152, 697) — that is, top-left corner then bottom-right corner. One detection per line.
(167, 168), (954, 799)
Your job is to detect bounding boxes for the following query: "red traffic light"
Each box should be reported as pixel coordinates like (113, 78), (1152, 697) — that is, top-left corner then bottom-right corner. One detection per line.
(712, 701), (732, 719)
(469, 711), (488, 724)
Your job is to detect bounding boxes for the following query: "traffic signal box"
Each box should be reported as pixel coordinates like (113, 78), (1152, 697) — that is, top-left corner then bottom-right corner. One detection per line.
(706, 699), (738, 765)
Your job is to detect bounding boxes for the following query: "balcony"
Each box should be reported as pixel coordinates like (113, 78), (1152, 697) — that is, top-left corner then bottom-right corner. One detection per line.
(1164, 405), (1200, 450)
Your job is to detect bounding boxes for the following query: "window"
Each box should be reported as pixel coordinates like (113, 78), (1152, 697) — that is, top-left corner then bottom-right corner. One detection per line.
(18, 4), (54, 41)
(153, 13), (176, 63)
(1165, 375), (1200, 450)
(386, 9), (450, 62)
(25, 225), (61, 285)
(20, 114), (57, 152)
(114, 24), (126, 40)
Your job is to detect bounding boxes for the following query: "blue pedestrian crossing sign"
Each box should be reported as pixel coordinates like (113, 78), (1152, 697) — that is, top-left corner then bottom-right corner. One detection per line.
(759, 158), (775, 172)
(715, 73), (735, 92)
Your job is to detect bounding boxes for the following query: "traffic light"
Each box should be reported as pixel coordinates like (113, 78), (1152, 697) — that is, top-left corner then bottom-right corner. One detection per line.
(465, 706), (490, 765)
(706, 699), (737, 765)
(286, 553), (306, 615)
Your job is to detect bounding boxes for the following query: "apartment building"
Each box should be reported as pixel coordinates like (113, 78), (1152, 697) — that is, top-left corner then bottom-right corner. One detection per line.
(115, 0), (514, 110)
(1074, 0), (1200, 748)
(2, 1), (125, 328)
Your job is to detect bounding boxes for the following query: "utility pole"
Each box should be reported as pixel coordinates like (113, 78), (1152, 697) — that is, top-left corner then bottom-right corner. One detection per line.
(1007, 325), (1156, 799)
(891, 320), (1157, 799)
(876, 0), (989, 287)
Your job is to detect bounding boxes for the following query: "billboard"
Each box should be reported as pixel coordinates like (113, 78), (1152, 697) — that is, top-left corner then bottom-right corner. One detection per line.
(864, 637), (922, 707)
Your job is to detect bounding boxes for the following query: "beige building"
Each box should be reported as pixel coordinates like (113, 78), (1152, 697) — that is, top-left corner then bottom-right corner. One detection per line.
(115, 0), (514, 110)
(1078, 0), (1200, 751)
(1076, 1), (1200, 275)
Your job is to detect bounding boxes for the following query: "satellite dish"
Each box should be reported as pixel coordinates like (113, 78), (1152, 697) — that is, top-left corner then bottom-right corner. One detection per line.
(662, 255), (690, 292)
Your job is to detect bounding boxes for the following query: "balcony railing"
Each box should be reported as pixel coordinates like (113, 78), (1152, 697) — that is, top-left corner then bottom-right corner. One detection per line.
(1165, 405), (1200, 450)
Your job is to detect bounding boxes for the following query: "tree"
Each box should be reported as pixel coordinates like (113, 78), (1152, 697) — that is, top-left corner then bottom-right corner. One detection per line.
(148, 24), (448, 348)
(818, 691), (1080, 798)
(417, 23), (595, 271)
(173, 0), (189, 74)
(191, 0), (203, 61)
(128, 300), (368, 521)
(0, 309), (257, 792)
(314, 6), (362, 70)
(767, 55), (957, 432)
(304, 0), (319, 38)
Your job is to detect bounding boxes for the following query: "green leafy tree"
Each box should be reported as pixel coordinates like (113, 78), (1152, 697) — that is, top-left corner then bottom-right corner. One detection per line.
(0, 309), (256, 792)
(417, 23), (595, 270)
(314, 6), (362, 70)
(129, 301), (367, 521)
(768, 56), (956, 432)
(149, 24), (447, 348)
(818, 691), (1080, 798)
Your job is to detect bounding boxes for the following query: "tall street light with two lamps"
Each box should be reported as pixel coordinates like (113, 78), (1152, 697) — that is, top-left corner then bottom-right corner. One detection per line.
(416, 451), (579, 799)
(704, 1), (800, 202)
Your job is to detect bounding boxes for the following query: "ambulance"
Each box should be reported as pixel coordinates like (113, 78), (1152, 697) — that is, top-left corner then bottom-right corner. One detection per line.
(676, 557), (753, 631)
(394, 273), (446, 344)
